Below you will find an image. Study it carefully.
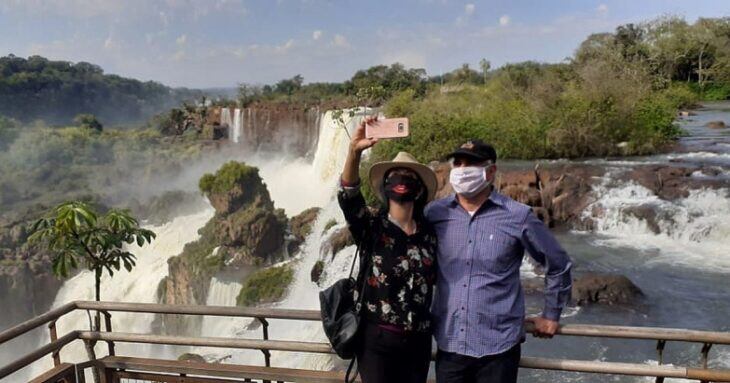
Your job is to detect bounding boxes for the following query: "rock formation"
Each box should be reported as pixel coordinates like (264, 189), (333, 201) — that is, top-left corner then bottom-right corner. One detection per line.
(159, 161), (288, 334)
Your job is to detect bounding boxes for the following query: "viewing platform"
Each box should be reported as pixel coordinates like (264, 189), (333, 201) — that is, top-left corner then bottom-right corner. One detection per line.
(2, 301), (730, 383)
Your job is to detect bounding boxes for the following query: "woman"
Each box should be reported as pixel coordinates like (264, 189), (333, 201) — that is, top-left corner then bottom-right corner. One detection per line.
(338, 116), (438, 383)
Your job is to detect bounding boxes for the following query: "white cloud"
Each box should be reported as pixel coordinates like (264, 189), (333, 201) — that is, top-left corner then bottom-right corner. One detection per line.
(103, 36), (114, 50)
(597, 4), (608, 14)
(499, 15), (511, 26)
(312, 30), (322, 40)
(274, 39), (295, 53)
(464, 3), (475, 16)
(176, 34), (187, 46)
(333, 34), (350, 48)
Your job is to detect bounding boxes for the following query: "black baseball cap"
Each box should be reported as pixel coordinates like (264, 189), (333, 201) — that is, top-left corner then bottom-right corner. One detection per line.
(446, 139), (497, 163)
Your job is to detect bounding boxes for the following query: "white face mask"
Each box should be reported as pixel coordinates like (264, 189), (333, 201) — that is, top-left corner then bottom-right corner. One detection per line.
(449, 165), (492, 198)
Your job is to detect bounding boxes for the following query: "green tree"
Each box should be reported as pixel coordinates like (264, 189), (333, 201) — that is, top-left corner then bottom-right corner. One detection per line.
(29, 201), (156, 304)
(73, 113), (103, 132)
(479, 58), (491, 85)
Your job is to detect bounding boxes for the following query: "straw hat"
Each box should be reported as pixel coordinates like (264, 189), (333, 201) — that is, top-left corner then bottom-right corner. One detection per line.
(369, 152), (438, 203)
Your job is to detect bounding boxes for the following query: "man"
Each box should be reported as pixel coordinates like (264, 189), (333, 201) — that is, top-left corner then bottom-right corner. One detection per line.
(425, 139), (573, 383)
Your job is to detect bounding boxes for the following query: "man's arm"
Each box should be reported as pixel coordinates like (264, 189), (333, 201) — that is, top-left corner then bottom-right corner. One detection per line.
(520, 210), (573, 338)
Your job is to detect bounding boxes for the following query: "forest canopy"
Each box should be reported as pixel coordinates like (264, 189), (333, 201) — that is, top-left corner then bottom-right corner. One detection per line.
(0, 55), (203, 125)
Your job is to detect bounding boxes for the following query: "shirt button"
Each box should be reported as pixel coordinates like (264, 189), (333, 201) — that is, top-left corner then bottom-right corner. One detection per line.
(463, 284), (467, 287)
(466, 262), (470, 266)
(461, 307), (465, 310)
(460, 329), (464, 332)
(468, 240), (472, 244)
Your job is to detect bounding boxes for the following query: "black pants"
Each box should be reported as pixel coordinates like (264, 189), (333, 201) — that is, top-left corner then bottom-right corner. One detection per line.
(355, 322), (432, 383)
(435, 344), (521, 383)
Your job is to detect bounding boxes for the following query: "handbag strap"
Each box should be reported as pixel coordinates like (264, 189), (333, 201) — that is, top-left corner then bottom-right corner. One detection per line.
(345, 358), (358, 383)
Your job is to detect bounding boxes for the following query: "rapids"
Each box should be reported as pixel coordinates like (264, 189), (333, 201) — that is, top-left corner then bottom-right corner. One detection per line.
(11, 103), (730, 382)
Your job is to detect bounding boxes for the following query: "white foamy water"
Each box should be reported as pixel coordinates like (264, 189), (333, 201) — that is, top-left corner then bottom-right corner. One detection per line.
(187, 110), (368, 369)
(200, 277), (246, 338)
(25, 207), (214, 380)
(583, 176), (730, 272)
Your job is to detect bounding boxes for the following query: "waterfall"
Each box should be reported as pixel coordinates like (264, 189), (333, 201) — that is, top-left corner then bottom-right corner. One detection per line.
(582, 175), (730, 272)
(221, 107), (233, 140)
(26, 207), (215, 380)
(188, 109), (369, 369)
(22, 109), (368, 380)
(232, 108), (242, 144)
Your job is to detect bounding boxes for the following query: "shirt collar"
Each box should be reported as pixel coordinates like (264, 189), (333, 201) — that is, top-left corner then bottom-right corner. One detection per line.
(448, 188), (504, 208)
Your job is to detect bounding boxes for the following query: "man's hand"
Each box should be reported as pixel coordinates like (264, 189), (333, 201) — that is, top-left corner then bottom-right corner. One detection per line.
(525, 316), (559, 339)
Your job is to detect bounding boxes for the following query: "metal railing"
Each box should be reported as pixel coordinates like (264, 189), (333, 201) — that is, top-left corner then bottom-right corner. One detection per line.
(1, 300), (730, 382)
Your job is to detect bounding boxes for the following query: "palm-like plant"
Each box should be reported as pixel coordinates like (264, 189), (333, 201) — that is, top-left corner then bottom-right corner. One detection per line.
(30, 201), (156, 304)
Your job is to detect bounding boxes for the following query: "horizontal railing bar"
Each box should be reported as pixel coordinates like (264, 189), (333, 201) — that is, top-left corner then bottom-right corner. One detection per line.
(77, 331), (334, 354)
(75, 301), (321, 321)
(542, 323), (730, 345)
(73, 301), (730, 345)
(521, 357), (730, 381)
(0, 302), (76, 346)
(0, 330), (79, 380)
(79, 332), (730, 381)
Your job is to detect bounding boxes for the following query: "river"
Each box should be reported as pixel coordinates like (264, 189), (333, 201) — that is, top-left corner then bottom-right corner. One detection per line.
(5, 104), (730, 382)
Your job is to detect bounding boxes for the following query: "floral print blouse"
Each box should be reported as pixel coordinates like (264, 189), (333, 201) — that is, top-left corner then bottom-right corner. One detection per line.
(338, 186), (438, 333)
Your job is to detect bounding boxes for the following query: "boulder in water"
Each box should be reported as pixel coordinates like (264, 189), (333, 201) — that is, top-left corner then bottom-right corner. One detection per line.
(522, 272), (643, 306)
(288, 207), (321, 254)
(320, 227), (354, 259)
(571, 273), (643, 305)
(310, 260), (325, 284)
(705, 120), (726, 129)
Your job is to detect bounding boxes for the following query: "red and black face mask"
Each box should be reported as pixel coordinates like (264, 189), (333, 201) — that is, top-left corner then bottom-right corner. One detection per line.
(384, 174), (423, 203)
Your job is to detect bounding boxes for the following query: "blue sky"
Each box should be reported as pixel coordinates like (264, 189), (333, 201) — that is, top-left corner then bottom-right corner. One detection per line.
(1, 0), (728, 88)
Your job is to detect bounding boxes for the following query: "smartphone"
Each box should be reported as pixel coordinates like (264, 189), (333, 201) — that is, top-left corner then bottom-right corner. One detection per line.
(365, 117), (409, 139)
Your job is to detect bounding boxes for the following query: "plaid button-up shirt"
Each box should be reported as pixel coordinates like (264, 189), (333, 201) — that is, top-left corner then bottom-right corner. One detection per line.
(425, 191), (572, 357)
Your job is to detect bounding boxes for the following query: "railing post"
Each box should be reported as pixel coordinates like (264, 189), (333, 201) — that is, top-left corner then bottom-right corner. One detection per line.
(101, 311), (115, 356)
(84, 339), (101, 383)
(699, 342), (713, 383)
(47, 321), (61, 367)
(257, 317), (272, 367)
(655, 340), (666, 383)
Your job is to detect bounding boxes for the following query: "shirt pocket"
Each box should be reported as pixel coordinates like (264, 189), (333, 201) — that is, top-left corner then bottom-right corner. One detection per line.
(475, 229), (517, 274)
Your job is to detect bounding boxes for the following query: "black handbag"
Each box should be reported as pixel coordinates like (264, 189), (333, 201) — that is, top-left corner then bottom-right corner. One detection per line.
(319, 243), (368, 360)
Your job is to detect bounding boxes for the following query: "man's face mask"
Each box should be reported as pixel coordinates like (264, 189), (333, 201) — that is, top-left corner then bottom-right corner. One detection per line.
(449, 165), (492, 198)
(384, 173), (422, 203)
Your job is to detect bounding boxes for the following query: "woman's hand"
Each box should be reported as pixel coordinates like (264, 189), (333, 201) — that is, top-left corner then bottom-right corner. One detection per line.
(350, 116), (379, 153)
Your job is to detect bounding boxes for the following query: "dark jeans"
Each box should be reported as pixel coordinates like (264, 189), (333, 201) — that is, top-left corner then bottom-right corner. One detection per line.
(355, 322), (432, 383)
(435, 344), (521, 383)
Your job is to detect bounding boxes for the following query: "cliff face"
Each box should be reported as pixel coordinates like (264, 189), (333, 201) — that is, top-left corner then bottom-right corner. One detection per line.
(212, 104), (321, 157)
(158, 162), (288, 334)
(0, 216), (65, 329)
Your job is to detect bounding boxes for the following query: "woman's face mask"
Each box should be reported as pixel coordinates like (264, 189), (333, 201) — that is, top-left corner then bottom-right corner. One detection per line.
(449, 165), (492, 198)
(384, 173), (422, 203)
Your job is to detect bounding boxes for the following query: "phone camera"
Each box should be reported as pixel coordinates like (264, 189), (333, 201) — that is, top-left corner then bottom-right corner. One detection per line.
(398, 122), (404, 132)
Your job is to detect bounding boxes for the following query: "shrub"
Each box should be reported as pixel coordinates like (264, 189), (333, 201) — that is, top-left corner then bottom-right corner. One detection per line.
(199, 161), (260, 194)
(236, 264), (294, 306)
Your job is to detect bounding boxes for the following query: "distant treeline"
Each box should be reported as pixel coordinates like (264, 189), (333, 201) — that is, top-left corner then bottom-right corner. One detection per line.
(0, 55), (203, 125)
(232, 16), (730, 108)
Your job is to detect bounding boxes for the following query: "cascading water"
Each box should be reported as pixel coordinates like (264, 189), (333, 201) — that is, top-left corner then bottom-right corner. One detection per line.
(582, 173), (730, 272)
(188, 109), (369, 369)
(232, 108), (243, 144)
(221, 107), (233, 140)
(25, 207), (214, 380)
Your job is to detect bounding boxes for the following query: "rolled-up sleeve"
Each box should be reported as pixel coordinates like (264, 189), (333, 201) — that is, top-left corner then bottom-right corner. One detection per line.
(520, 211), (572, 321)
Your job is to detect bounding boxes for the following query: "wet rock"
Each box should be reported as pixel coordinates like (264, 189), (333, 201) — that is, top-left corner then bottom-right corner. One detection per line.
(310, 260), (325, 283)
(623, 165), (728, 200)
(705, 120), (726, 129)
(622, 205), (662, 234)
(321, 227), (354, 259)
(572, 273), (643, 305)
(288, 207), (321, 255)
(522, 272), (643, 306)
